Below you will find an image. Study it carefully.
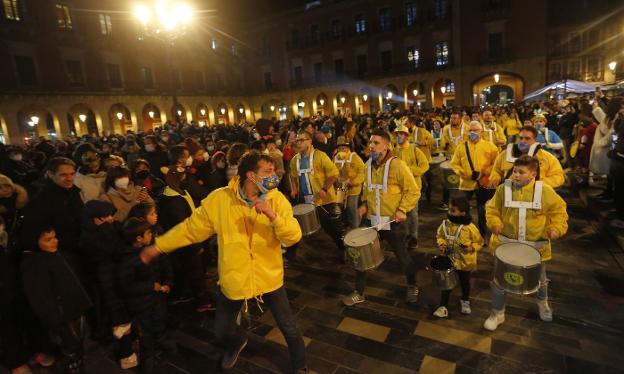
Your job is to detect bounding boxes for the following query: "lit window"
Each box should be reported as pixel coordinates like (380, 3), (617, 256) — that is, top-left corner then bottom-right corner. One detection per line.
(435, 42), (449, 66)
(434, 0), (448, 20)
(99, 14), (112, 35)
(407, 48), (420, 68)
(405, 2), (417, 26)
(379, 8), (391, 32)
(3, 0), (20, 20)
(446, 81), (455, 93)
(355, 14), (366, 34)
(56, 4), (72, 30)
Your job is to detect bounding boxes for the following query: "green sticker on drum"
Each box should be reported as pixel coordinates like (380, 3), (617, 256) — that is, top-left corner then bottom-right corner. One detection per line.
(504, 272), (524, 286)
(346, 247), (360, 260)
(447, 174), (459, 184)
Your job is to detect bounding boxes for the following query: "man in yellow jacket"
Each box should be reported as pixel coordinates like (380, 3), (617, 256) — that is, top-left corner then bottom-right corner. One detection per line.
(289, 130), (345, 260)
(482, 110), (507, 148)
(489, 126), (565, 189)
(484, 155), (568, 331)
(393, 124), (429, 249)
(139, 152), (307, 372)
(439, 111), (468, 210)
(334, 136), (366, 229)
(343, 128), (421, 307)
(450, 121), (499, 238)
(406, 115), (436, 204)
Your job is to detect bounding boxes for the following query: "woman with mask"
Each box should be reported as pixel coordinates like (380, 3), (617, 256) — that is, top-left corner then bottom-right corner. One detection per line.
(99, 166), (153, 222)
(141, 135), (169, 179)
(183, 138), (211, 205)
(131, 159), (165, 197)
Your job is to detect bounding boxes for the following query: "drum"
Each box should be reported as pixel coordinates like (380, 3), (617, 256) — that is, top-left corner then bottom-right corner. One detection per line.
(493, 242), (542, 295)
(429, 255), (458, 290)
(293, 204), (321, 236)
(431, 154), (446, 166)
(343, 228), (384, 271)
(440, 161), (459, 189)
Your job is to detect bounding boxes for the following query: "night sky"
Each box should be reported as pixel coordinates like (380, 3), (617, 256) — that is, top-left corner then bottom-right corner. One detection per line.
(205, 0), (313, 22)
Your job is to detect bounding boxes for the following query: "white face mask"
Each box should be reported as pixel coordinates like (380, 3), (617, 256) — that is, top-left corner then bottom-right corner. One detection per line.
(275, 139), (282, 146)
(216, 161), (226, 169)
(185, 157), (193, 167)
(10, 154), (22, 161)
(203, 152), (210, 161)
(114, 177), (130, 190)
(145, 144), (156, 152)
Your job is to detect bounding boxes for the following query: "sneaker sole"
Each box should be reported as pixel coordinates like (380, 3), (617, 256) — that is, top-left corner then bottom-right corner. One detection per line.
(343, 299), (365, 306)
(221, 339), (248, 370)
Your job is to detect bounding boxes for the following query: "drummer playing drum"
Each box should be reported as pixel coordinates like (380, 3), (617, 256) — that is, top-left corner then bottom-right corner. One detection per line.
(342, 128), (421, 307)
(483, 155), (568, 331)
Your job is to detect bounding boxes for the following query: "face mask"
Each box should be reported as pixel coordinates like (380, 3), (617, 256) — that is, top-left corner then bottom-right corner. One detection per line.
(10, 154), (22, 161)
(145, 144), (156, 152)
(185, 157), (193, 167)
(447, 213), (469, 224)
(469, 132), (480, 142)
(517, 141), (530, 152)
(513, 180), (529, 189)
(275, 139), (282, 146)
(162, 136), (169, 142)
(396, 134), (406, 144)
(535, 124), (546, 132)
(114, 177), (130, 190)
(253, 132), (261, 140)
(136, 170), (150, 179)
(370, 150), (384, 162)
(300, 146), (309, 155)
(207, 145), (215, 152)
(216, 161), (226, 169)
(203, 152), (210, 161)
(254, 173), (280, 193)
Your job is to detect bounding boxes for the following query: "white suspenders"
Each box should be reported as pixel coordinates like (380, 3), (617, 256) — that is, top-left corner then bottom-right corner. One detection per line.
(503, 180), (543, 242)
(366, 157), (394, 230)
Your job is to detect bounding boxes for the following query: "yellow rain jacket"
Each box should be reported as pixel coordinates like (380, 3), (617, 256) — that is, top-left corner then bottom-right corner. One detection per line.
(440, 123), (469, 158)
(289, 148), (340, 206)
(489, 147), (565, 188)
(436, 220), (483, 271)
(410, 127), (435, 161)
(361, 157), (420, 219)
(501, 113), (523, 136)
(393, 142), (429, 189)
(482, 122), (507, 148)
(155, 177), (302, 301)
(485, 180), (568, 261)
(334, 151), (366, 196)
(450, 139), (499, 191)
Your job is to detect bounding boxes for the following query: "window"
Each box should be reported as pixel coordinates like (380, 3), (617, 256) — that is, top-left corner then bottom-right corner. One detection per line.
(56, 4), (72, 29)
(313, 62), (322, 83)
(488, 32), (503, 59)
(65, 60), (84, 87)
(434, 0), (449, 20)
(264, 71), (272, 90)
(407, 47), (420, 68)
(568, 60), (581, 79)
(14, 55), (37, 85)
(435, 42), (449, 66)
(549, 62), (562, 81)
(3, 0), (21, 20)
(381, 50), (393, 73)
(99, 14), (112, 35)
(356, 54), (367, 76)
(310, 24), (320, 44)
(379, 8), (391, 32)
(355, 14), (366, 34)
(586, 57), (601, 81)
(568, 32), (581, 53)
(106, 63), (122, 88)
(334, 59), (344, 75)
(293, 66), (303, 86)
(331, 20), (342, 39)
(406, 2), (417, 26)
(196, 71), (205, 90)
(140, 67), (154, 89)
(290, 29), (299, 47)
(211, 38), (217, 50)
(445, 81), (455, 93)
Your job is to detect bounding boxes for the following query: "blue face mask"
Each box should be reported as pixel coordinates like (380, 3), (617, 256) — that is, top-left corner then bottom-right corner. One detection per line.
(469, 132), (480, 142)
(517, 141), (530, 152)
(396, 134), (406, 144)
(370, 151), (384, 162)
(255, 173), (280, 194)
(535, 124), (546, 132)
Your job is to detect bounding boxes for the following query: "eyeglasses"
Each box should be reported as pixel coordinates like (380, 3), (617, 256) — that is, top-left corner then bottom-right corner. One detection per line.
(294, 138), (310, 143)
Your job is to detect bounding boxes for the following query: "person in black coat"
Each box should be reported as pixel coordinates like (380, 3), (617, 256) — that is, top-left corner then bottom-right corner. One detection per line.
(117, 218), (172, 373)
(140, 135), (169, 180)
(0, 146), (39, 194)
(21, 225), (92, 374)
(21, 157), (84, 276)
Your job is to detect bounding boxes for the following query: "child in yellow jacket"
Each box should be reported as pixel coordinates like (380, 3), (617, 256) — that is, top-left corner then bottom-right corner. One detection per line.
(434, 197), (483, 318)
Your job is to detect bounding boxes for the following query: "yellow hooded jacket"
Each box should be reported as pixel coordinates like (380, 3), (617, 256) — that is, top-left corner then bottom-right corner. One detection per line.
(410, 127), (435, 161)
(334, 151), (366, 196)
(485, 180), (568, 261)
(289, 148), (340, 206)
(436, 220), (483, 271)
(440, 123), (469, 158)
(361, 157), (420, 218)
(502, 113), (523, 136)
(482, 122), (507, 148)
(393, 142), (429, 189)
(489, 146), (565, 188)
(155, 177), (302, 300)
(450, 139), (499, 191)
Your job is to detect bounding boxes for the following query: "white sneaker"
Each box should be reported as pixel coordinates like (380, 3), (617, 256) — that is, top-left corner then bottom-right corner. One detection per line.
(460, 300), (471, 315)
(119, 353), (138, 370)
(342, 291), (365, 306)
(537, 300), (553, 322)
(433, 306), (448, 318)
(483, 309), (505, 331)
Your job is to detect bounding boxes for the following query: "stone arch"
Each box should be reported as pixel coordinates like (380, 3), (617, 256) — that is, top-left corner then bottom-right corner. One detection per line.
(108, 103), (133, 134)
(68, 103), (99, 136)
(16, 104), (61, 140)
(432, 78), (456, 107)
(471, 72), (525, 105)
(141, 103), (162, 132)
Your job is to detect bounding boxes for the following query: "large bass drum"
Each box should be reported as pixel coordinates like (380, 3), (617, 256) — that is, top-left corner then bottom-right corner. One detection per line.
(293, 204), (321, 236)
(343, 228), (384, 271)
(440, 161), (459, 189)
(493, 242), (542, 295)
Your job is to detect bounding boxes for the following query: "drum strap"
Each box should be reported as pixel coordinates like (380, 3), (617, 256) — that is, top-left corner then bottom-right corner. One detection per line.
(296, 151), (315, 194)
(505, 143), (539, 163)
(503, 180), (543, 241)
(334, 152), (354, 169)
(413, 128), (419, 143)
(366, 157), (394, 220)
(484, 122), (497, 143)
(449, 125), (464, 145)
(442, 220), (464, 244)
(465, 142), (476, 174)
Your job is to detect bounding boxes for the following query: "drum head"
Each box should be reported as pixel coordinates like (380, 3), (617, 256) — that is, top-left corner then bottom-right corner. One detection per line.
(293, 204), (316, 215)
(496, 242), (541, 266)
(344, 228), (378, 247)
(431, 155), (446, 165)
(440, 161), (452, 169)
(430, 255), (453, 270)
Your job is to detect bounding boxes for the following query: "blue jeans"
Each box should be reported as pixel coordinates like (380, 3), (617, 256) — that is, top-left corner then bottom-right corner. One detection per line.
(214, 286), (306, 371)
(345, 195), (360, 230)
(491, 264), (548, 311)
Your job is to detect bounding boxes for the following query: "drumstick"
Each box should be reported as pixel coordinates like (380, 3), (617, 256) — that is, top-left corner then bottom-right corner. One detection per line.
(363, 219), (396, 231)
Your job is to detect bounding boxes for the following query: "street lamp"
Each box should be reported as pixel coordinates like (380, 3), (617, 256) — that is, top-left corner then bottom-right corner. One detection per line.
(239, 107), (244, 114)
(78, 114), (87, 122)
(298, 101), (305, 108)
(319, 99), (325, 106)
(441, 86), (446, 94)
(177, 109), (182, 116)
(199, 108), (206, 116)
(340, 96), (346, 104)
(116, 112), (123, 120)
(386, 91), (393, 99)
(362, 94), (368, 102)
(220, 107), (226, 115)
(412, 89), (418, 97)
(494, 73), (500, 83)
(609, 61), (617, 71)
(270, 105), (275, 111)
(148, 110), (155, 118)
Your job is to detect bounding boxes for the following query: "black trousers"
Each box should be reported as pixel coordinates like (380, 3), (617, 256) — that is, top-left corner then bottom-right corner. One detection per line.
(463, 187), (495, 238)
(50, 317), (86, 374)
(424, 169), (433, 202)
(355, 221), (416, 295)
(440, 270), (471, 306)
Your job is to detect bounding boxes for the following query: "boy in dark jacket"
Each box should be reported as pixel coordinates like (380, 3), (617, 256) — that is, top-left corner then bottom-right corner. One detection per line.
(118, 218), (173, 373)
(21, 225), (92, 374)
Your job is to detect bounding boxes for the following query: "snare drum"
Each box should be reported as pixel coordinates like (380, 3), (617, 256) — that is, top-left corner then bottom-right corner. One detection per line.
(440, 161), (459, 189)
(493, 242), (542, 295)
(343, 228), (384, 271)
(429, 255), (458, 290)
(293, 204), (321, 236)
(431, 154), (446, 166)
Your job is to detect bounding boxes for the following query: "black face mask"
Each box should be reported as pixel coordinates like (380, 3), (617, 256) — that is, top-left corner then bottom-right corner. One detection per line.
(136, 170), (150, 179)
(447, 213), (472, 225)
